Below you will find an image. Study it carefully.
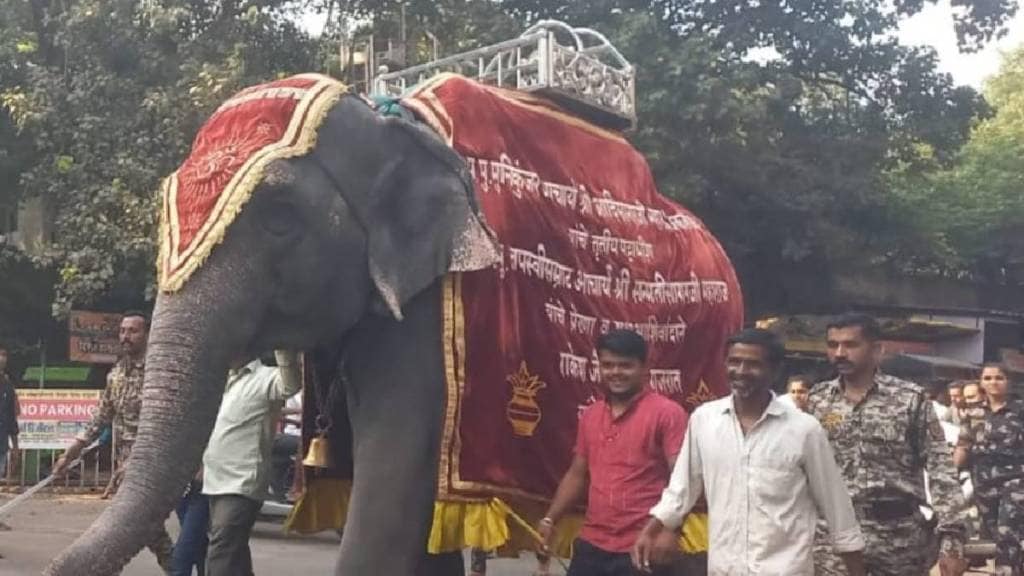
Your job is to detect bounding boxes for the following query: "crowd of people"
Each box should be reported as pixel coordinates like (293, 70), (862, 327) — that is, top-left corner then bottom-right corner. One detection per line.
(953, 364), (1024, 573)
(516, 312), (1019, 576)
(1, 309), (1021, 575)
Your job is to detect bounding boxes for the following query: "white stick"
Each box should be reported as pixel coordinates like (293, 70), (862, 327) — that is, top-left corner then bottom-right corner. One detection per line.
(0, 443), (100, 519)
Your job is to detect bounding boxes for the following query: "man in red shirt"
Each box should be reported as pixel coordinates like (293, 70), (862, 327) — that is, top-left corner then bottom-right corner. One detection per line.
(538, 329), (688, 575)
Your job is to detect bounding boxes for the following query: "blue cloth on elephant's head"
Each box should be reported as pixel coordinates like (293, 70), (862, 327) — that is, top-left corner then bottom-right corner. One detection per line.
(371, 96), (417, 122)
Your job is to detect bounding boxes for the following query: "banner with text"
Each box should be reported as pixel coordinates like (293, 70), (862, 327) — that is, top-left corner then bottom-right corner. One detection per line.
(17, 389), (101, 449)
(403, 75), (744, 501)
(68, 311), (121, 364)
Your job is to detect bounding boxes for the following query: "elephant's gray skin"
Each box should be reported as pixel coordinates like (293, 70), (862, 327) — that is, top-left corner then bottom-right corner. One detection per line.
(44, 95), (497, 576)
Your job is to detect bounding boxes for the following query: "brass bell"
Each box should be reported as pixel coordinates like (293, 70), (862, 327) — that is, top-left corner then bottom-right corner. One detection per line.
(302, 435), (333, 468)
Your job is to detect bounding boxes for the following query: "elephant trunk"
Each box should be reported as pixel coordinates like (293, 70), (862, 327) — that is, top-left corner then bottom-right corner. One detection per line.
(45, 264), (264, 576)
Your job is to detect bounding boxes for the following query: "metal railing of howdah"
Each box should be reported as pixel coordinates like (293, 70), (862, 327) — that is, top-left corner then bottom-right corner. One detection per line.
(372, 20), (637, 130)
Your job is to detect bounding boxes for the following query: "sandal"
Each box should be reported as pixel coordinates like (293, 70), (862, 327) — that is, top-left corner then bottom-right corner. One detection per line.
(469, 549), (488, 575)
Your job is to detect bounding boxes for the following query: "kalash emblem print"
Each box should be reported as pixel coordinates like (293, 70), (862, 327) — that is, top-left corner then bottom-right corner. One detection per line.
(506, 362), (547, 438)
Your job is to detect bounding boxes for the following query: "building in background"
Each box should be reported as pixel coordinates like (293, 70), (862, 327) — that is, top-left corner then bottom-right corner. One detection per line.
(760, 308), (1023, 390)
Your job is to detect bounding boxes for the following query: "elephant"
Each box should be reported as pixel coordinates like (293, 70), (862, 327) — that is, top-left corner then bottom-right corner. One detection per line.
(48, 68), (741, 573)
(45, 88), (499, 576)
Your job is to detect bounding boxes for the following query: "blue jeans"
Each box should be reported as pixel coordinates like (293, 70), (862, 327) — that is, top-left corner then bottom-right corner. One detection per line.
(172, 484), (210, 576)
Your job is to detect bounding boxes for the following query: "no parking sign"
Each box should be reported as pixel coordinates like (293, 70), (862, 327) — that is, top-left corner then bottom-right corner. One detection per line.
(16, 389), (100, 449)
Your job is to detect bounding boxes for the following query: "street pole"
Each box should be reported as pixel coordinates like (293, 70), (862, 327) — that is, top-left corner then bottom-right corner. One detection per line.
(37, 338), (44, 389)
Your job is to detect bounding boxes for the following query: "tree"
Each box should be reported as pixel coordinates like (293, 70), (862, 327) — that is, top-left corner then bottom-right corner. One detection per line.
(311, 0), (520, 86)
(1, 0), (1018, 318)
(909, 45), (1024, 284)
(1, 0), (322, 315)
(0, 1), (35, 221)
(492, 1), (1017, 312)
(0, 241), (56, 359)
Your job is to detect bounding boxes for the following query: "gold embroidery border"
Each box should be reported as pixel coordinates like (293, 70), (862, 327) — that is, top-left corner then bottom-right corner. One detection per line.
(158, 75), (348, 292)
(437, 274), (459, 495)
(437, 272), (557, 503)
(401, 83), (455, 146)
(426, 73), (635, 502)
(401, 95), (453, 145)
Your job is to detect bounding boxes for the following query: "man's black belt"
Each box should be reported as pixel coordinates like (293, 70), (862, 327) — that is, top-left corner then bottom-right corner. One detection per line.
(857, 499), (918, 522)
(975, 454), (1024, 468)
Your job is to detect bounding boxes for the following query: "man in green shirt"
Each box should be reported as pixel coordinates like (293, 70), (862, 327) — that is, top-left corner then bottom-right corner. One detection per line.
(202, 351), (301, 576)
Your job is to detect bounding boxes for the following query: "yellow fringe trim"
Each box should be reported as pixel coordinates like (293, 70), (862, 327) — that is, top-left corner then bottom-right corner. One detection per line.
(285, 477), (351, 533)
(285, 478), (709, 557)
(427, 498), (511, 554)
(158, 75), (348, 292)
(680, 510), (709, 553)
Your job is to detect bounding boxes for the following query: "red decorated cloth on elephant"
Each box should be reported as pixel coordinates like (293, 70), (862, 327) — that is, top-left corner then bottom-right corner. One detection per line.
(401, 75), (743, 502)
(159, 74), (347, 292)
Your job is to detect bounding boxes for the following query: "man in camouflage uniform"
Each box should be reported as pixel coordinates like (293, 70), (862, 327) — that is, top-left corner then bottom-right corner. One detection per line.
(954, 380), (988, 538)
(53, 311), (173, 572)
(957, 382), (988, 464)
(962, 381), (987, 422)
(955, 367), (1024, 575)
(807, 313), (968, 576)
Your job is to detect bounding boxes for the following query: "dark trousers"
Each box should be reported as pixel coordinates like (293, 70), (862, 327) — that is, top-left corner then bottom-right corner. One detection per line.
(270, 434), (300, 500)
(172, 485), (210, 576)
(976, 478), (1024, 575)
(815, 514), (935, 575)
(567, 538), (681, 576)
(205, 494), (262, 576)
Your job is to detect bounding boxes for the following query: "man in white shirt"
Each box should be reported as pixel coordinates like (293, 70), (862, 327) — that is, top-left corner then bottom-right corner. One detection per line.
(203, 351), (301, 576)
(633, 328), (866, 576)
(927, 381), (960, 446)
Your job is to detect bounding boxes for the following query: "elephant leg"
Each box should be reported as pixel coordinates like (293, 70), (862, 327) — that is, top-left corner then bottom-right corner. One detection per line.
(335, 284), (447, 576)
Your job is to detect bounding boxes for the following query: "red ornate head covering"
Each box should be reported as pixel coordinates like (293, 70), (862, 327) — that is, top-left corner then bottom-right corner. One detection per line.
(158, 74), (347, 292)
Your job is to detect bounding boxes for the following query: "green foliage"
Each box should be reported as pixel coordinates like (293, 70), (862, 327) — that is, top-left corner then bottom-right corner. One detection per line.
(319, 0), (520, 84)
(492, 3), (1013, 310)
(0, 0), (320, 315)
(0, 0), (1019, 319)
(896, 45), (1024, 284)
(0, 241), (55, 354)
(502, 0), (1017, 52)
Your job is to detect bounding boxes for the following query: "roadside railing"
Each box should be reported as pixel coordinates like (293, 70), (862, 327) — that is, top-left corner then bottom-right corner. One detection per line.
(0, 437), (120, 492)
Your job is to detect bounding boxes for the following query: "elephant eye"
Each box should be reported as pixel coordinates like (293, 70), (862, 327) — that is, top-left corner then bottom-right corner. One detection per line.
(260, 200), (300, 237)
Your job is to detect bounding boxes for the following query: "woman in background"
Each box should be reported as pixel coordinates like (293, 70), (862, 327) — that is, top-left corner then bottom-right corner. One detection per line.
(955, 364), (1024, 576)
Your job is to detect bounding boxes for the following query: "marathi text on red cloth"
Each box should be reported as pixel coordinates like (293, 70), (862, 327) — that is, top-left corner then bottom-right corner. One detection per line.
(402, 74), (744, 501)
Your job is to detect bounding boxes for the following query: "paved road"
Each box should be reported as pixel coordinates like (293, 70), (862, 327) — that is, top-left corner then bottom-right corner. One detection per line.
(0, 495), (550, 576)
(0, 495), (997, 575)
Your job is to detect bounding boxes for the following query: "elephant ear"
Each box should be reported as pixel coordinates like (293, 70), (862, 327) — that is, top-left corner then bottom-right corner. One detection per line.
(312, 97), (499, 319)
